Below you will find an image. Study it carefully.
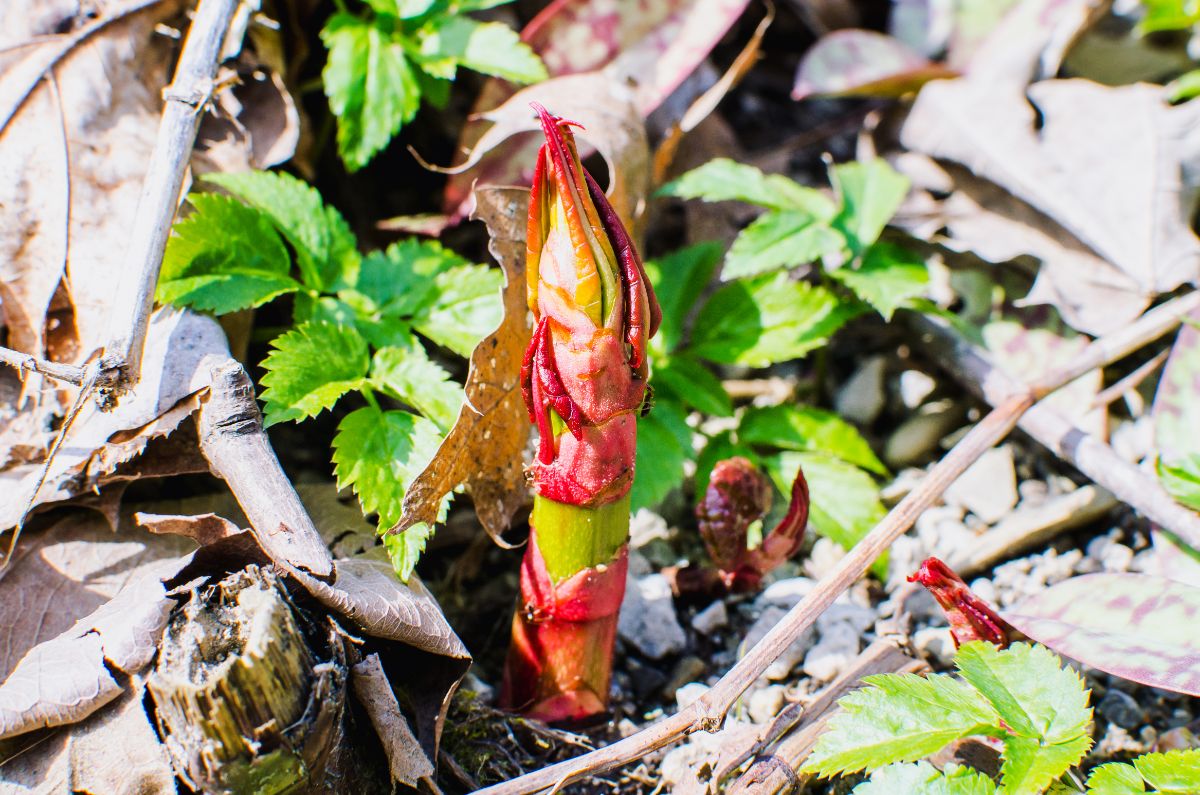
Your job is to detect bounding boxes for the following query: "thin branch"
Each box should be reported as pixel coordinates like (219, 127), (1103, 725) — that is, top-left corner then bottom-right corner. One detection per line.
(912, 310), (1200, 551)
(0, 346), (86, 385)
(197, 359), (334, 578)
(477, 295), (1197, 795)
(98, 0), (244, 397)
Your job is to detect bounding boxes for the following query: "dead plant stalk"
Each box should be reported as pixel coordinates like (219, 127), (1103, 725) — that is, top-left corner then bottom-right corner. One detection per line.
(477, 291), (1200, 795)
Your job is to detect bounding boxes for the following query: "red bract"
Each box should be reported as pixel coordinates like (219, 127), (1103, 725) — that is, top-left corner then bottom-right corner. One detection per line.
(908, 557), (1013, 648)
(696, 457), (810, 592)
(501, 104), (659, 722)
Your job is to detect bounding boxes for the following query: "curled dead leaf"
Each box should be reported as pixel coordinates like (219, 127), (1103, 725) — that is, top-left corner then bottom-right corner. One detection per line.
(392, 186), (532, 547)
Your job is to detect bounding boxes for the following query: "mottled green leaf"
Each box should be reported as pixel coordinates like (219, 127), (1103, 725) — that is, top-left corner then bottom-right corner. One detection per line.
(1153, 310), (1200, 463)
(830, 159), (910, 255)
(739, 404), (886, 474)
(658, 158), (837, 215)
(322, 12), (420, 172)
(691, 272), (856, 367)
(416, 16), (546, 83)
(765, 451), (887, 578)
(724, 210), (847, 279)
(1087, 761), (1148, 794)
(158, 194), (300, 314)
(793, 30), (955, 102)
(260, 322), (369, 426)
(413, 264), (503, 356)
(1003, 574), (1200, 697)
(831, 242), (928, 320)
(631, 401), (693, 512)
(371, 345), (462, 431)
(332, 405), (443, 528)
(803, 672), (997, 776)
(206, 170), (359, 292)
(652, 354), (731, 417)
(853, 761), (997, 795)
(644, 242), (723, 353)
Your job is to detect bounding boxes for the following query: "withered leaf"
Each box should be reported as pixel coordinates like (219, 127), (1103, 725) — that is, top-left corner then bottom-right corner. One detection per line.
(67, 685), (174, 794)
(351, 653), (434, 787)
(392, 186), (531, 545)
(0, 634), (122, 741)
(135, 511), (242, 546)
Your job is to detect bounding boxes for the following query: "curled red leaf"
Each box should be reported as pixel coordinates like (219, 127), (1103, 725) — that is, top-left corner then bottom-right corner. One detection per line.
(909, 557), (1013, 648)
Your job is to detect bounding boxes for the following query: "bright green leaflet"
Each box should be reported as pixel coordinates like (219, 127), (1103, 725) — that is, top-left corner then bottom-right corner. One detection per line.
(652, 354), (732, 417)
(416, 15), (546, 83)
(631, 401), (694, 512)
(657, 158), (837, 216)
(690, 272), (857, 367)
(738, 404), (886, 474)
(724, 210), (847, 279)
(414, 264), (504, 357)
(1158, 454), (1200, 512)
(259, 322), (370, 427)
(831, 242), (929, 320)
(803, 672), (998, 776)
(370, 345), (462, 432)
(332, 405), (443, 529)
(830, 159), (910, 256)
(644, 242), (723, 354)
(158, 194), (299, 314)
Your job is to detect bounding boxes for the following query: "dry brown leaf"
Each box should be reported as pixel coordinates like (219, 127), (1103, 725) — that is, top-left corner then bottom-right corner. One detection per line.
(135, 511), (242, 546)
(393, 186), (531, 545)
(0, 634), (122, 741)
(292, 556), (469, 661)
(294, 482), (378, 558)
(0, 308), (230, 532)
(67, 685), (174, 794)
(350, 654), (434, 788)
(901, 79), (1200, 333)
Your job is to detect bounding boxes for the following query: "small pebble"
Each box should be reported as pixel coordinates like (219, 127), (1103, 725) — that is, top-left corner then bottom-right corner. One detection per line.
(913, 626), (956, 668)
(803, 622), (860, 682)
(629, 509), (671, 547)
(747, 685), (787, 723)
(675, 682), (710, 710)
(618, 573), (687, 659)
(1157, 726), (1199, 751)
(757, 577), (817, 609)
(836, 355), (887, 425)
(804, 538), (847, 580)
(663, 656), (708, 701)
(1099, 689), (1144, 730)
(944, 445), (1018, 524)
(816, 604), (876, 635)
(691, 600), (729, 635)
(899, 369), (937, 409)
(884, 399), (962, 468)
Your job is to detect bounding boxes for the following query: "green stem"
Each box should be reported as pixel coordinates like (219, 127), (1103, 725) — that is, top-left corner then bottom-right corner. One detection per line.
(532, 493), (630, 582)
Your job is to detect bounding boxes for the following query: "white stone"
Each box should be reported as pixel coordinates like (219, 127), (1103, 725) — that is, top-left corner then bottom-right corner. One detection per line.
(742, 605), (817, 681)
(803, 537), (847, 580)
(756, 577), (818, 609)
(629, 509), (671, 548)
(944, 445), (1018, 524)
(913, 626), (956, 667)
(675, 682), (710, 710)
(1101, 542), (1135, 572)
(626, 547), (652, 577)
(747, 685), (787, 724)
(618, 573), (687, 659)
(884, 399), (962, 468)
(899, 369), (937, 409)
(816, 604), (876, 634)
(803, 622), (861, 682)
(835, 355), (887, 425)
(691, 600), (729, 635)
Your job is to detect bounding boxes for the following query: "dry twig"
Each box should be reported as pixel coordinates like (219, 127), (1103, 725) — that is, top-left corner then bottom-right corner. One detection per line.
(476, 293), (1199, 795)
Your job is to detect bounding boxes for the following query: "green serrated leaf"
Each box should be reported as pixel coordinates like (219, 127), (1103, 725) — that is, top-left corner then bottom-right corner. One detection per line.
(383, 523), (436, 581)
(413, 263), (503, 356)
(830, 159), (910, 256)
(1159, 454), (1200, 512)
(206, 170), (359, 293)
(658, 158), (837, 216)
(630, 400), (694, 512)
(765, 451), (887, 578)
(417, 16), (546, 83)
(739, 404), (886, 474)
(723, 211), (847, 279)
(260, 322), (370, 426)
(1087, 762), (1147, 794)
(1135, 749), (1200, 792)
(371, 344), (462, 431)
(332, 405), (443, 529)
(322, 12), (421, 172)
(353, 238), (472, 317)
(644, 242), (723, 354)
(691, 272), (856, 367)
(853, 761), (998, 795)
(652, 354), (732, 417)
(1002, 733), (1092, 795)
(803, 672), (997, 776)
(955, 642), (1093, 744)
(831, 242), (928, 320)
(158, 193), (300, 314)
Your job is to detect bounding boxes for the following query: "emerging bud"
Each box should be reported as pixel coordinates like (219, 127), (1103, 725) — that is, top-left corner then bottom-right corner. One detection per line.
(520, 103), (660, 507)
(908, 557), (1013, 648)
(696, 457), (809, 592)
